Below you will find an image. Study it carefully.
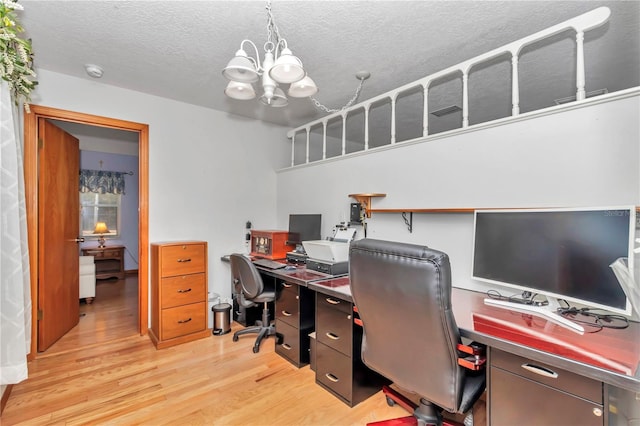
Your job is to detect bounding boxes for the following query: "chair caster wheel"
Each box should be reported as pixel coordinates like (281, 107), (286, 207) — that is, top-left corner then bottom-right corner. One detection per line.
(253, 346), (260, 354)
(386, 396), (396, 407)
(232, 335), (239, 342)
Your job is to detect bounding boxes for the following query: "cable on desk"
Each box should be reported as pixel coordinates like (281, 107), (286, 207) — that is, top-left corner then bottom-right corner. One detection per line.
(556, 300), (629, 333)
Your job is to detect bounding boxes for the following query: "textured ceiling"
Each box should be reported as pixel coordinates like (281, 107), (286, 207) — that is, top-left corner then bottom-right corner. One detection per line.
(20, 1), (640, 134)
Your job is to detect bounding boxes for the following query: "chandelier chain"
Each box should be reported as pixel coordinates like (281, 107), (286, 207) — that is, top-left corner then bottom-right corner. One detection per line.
(310, 77), (366, 114)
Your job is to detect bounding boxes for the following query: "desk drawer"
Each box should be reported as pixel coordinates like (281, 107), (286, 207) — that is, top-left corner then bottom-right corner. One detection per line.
(317, 301), (352, 356)
(317, 294), (352, 314)
(316, 341), (352, 404)
(276, 285), (299, 328)
(161, 273), (206, 309)
(275, 320), (303, 366)
(160, 243), (206, 277)
(491, 349), (602, 404)
(161, 302), (206, 340)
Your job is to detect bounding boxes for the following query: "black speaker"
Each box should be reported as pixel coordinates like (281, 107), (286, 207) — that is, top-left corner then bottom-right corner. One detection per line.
(350, 202), (363, 224)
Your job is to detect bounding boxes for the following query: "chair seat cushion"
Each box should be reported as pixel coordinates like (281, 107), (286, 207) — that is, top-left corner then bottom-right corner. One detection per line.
(251, 290), (275, 304)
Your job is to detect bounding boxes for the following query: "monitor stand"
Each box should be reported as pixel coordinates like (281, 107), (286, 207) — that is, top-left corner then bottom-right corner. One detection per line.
(484, 297), (584, 334)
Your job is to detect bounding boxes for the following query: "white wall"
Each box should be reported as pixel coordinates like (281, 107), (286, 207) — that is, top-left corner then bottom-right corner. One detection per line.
(32, 69), (290, 311)
(276, 91), (640, 292)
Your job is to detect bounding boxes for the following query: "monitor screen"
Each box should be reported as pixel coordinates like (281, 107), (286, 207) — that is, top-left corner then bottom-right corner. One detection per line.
(472, 207), (635, 315)
(288, 214), (322, 245)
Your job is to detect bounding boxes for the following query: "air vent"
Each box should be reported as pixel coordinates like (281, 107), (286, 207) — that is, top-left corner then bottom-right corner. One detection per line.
(430, 105), (462, 117)
(554, 89), (608, 105)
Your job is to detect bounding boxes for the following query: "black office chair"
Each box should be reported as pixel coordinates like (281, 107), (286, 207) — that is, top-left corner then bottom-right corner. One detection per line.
(230, 253), (276, 353)
(349, 239), (486, 426)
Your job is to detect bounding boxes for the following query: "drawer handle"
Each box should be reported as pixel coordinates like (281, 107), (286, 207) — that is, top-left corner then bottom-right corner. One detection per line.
(281, 310), (292, 317)
(282, 283), (293, 288)
(325, 373), (339, 383)
(521, 363), (558, 378)
(177, 317), (192, 324)
(177, 258), (192, 263)
(281, 343), (292, 350)
(326, 297), (341, 305)
(177, 288), (192, 293)
(326, 332), (340, 340)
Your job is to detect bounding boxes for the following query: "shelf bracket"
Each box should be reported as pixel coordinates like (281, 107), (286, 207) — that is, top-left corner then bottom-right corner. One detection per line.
(402, 212), (413, 233)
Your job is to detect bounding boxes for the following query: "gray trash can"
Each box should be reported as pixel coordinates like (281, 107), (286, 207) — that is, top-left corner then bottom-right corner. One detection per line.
(212, 303), (231, 335)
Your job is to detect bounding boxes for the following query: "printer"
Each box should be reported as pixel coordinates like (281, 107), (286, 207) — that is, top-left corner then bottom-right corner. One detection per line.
(301, 226), (356, 276)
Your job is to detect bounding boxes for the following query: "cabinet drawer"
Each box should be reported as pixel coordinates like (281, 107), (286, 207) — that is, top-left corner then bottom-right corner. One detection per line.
(276, 286), (299, 327)
(161, 302), (206, 340)
(161, 244), (206, 277)
(491, 349), (602, 404)
(317, 301), (352, 356)
(317, 294), (352, 314)
(490, 366), (603, 426)
(316, 341), (352, 403)
(161, 273), (206, 309)
(275, 320), (302, 366)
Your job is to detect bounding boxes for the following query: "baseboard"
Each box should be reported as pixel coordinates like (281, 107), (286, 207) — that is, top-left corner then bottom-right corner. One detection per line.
(125, 269), (138, 276)
(1, 384), (13, 415)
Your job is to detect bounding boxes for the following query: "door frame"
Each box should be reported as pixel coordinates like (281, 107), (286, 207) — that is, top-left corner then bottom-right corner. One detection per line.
(24, 105), (149, 357)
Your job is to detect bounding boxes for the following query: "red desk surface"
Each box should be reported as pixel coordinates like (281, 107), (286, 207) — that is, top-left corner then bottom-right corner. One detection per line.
(453, 287), (640, 386)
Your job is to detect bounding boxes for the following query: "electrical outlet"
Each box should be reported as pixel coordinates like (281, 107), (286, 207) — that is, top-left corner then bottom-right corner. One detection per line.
(636, 214), (640, 229)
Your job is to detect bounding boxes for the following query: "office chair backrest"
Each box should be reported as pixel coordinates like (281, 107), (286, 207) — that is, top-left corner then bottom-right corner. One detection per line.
(230, 254), (264, 300)
(349, 239), (464, 413)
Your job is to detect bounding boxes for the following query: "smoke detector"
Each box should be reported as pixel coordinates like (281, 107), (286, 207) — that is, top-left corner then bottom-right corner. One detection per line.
(84, 64), (104, 78)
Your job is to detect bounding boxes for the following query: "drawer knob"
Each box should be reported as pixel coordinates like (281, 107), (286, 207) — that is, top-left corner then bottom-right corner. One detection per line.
(326, 332), (340, 340)
(326, 297), (341, 305)
(521, 363), (558, 378)
(281, 343), (292, 350)
(325, 373), (339, 383)
(281, 310), (292, 317)
(592, 408), (602, 417)
(177, 258), (192, 263)
(177, 317), (192, 324)
(177, 288), (192, 293)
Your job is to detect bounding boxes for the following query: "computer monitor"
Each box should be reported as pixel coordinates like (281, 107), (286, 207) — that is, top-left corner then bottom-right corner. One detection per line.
(287, 214), (322, 246)
(472, 207), (635, 331)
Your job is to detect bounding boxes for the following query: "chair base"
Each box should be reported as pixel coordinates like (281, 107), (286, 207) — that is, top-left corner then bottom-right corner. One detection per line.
(232, 323), (276, 353)
(366, 386), (466, 426)
(232, 301), (276, 353)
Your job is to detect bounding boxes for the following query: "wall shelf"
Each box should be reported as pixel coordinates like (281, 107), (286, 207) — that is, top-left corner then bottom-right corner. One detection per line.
(361, 205), (640, 234)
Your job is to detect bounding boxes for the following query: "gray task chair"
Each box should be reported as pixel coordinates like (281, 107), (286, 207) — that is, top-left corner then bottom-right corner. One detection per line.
(349, 239), (486, 426)
(230, 254), (276, 353)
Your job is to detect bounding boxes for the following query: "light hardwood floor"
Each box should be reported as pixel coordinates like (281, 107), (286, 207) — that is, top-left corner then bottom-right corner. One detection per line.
(2, 276), (413, 425)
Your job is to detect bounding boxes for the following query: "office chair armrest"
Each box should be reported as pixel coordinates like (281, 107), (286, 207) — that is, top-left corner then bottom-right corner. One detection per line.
(457, 342), (486, 371)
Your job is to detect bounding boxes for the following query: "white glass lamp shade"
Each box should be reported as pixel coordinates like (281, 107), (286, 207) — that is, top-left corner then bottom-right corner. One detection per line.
(269, 48), (305, 83)
(288, 76), (318, 98)
(222, 51), (259, 83)
(224, 81), (256, 100)
(260, 87), (288, 107)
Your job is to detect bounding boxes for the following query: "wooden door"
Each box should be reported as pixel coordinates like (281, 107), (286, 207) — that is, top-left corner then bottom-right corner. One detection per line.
(37, 119), (80, 351)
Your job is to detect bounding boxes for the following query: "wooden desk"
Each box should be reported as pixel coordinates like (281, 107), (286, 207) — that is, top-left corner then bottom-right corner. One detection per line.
(81, 245), (125, 280)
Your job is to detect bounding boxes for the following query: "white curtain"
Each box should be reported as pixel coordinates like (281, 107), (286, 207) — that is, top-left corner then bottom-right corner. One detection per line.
(0, 81), (32, 384)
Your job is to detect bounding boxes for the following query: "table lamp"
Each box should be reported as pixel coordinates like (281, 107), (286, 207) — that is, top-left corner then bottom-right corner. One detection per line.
(93, 221), (109, 248)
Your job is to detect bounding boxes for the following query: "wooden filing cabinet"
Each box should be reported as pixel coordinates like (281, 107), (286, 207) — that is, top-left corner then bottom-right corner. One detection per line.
(315, 294), (389, 407)
(81, 245), (125, 280)
(149, 241), (210, 349)
(274, 280), (315, 367)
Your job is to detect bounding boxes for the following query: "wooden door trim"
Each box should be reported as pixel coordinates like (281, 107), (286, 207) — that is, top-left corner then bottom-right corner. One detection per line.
(24, 105), (149, 358)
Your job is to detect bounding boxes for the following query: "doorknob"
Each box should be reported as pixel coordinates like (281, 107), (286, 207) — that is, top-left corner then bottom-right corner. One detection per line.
(75, 237), (85, 243)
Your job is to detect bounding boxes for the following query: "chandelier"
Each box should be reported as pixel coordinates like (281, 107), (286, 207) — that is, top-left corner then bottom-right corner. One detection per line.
(222, 0), (368, 111)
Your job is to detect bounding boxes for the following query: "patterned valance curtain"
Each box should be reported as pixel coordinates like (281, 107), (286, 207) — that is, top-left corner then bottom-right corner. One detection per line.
(79, 169), (126, 195)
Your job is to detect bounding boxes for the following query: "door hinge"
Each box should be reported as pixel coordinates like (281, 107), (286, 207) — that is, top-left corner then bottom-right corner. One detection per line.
(37, 309), (43, 320)
(38, 138), (43, 149)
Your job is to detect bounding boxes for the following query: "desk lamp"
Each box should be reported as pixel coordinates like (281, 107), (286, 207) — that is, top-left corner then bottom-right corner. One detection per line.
(93, 222), (109, 248)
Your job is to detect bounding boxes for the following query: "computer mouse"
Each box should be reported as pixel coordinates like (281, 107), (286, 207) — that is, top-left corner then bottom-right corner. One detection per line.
(284, 265), (297, 270)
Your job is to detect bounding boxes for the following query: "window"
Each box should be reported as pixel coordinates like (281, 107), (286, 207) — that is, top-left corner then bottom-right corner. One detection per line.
(80, 192), (121, 238)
